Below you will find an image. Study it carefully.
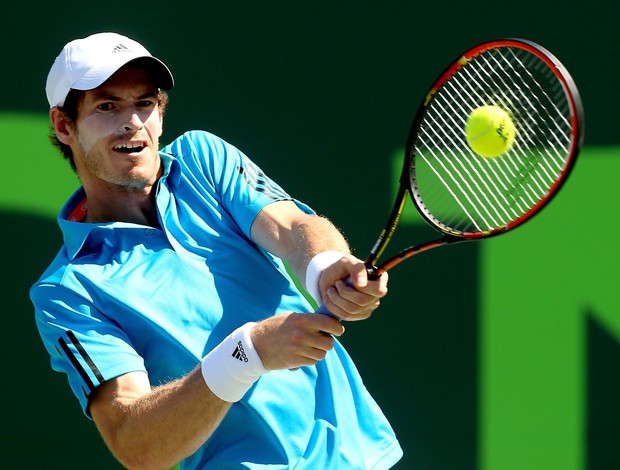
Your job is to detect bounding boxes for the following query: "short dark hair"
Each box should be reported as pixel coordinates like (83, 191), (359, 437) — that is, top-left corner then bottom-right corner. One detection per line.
(49, 89), (170, 172)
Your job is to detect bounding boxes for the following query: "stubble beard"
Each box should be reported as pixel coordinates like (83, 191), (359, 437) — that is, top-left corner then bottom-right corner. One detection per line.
(76, 135), (159, 192)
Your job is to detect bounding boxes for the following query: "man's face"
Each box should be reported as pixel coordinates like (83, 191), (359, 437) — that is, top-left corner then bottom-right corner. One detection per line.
(70, 66), (164, 191)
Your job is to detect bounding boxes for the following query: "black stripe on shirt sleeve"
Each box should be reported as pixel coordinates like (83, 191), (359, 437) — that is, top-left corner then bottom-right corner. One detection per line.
(57, 331), (105, 394)
(237, 162), (290, 201)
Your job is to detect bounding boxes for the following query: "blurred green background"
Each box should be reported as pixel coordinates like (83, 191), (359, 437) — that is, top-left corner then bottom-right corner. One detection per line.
(2, 1), (618, 469)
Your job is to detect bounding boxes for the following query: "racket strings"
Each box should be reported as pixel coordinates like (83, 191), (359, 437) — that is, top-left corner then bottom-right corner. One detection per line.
(456, 52), (565, 216)
(483, 50), (572, 184)
(412, 44), (575, 235)
(463, 54), (559, 210)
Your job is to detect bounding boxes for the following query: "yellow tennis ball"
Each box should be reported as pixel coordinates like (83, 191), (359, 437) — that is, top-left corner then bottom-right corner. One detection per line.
(465, 105), (516, 158)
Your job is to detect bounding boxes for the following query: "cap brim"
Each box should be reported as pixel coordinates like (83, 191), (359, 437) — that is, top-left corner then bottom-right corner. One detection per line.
(126, 56), (174, 90)
(71, 55), (174, 93)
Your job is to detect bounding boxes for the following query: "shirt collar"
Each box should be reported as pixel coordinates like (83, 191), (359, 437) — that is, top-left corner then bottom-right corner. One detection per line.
(59, 152), (180, 260)
(160, 151), (180, 185)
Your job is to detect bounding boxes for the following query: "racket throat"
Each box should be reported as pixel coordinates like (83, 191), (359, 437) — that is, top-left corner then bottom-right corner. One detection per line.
(376, 236), (464, 273)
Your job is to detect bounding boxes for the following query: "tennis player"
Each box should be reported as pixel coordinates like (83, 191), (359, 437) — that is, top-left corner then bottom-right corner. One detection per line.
(31, 32), (403, 469)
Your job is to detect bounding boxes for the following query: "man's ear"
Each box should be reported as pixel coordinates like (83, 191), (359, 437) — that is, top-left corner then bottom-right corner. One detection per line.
(50, 107), (75, 145)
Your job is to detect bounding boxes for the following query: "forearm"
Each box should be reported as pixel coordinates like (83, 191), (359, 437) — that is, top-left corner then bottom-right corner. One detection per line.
(285, 215), (351, 284)
(251, 201), (386, 319)
(92, 368), (230, 470)
(251, 201), (350, 286)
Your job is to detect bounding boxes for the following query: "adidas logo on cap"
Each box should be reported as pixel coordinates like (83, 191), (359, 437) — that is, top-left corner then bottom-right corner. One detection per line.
(112, 43), (130, 53)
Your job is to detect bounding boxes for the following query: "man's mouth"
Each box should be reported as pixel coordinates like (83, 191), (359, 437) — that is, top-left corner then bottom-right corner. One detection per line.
(114, 142), (146, 153)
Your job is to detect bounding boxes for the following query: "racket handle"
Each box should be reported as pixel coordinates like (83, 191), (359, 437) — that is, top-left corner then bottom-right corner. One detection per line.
(366, 264), (382, 280)
(289, 288), (340, 371)
(315, 302), (338, 318)
(292, 270), (378, 370)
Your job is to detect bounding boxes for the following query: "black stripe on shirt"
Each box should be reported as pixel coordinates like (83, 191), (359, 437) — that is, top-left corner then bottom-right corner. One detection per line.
(237, 162), (290, 201)
(58, 331), (104, 394)
(58, 337), (95, 394)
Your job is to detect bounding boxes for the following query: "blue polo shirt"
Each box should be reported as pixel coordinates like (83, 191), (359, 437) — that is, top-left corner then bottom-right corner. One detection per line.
(31, 130), (402, 469)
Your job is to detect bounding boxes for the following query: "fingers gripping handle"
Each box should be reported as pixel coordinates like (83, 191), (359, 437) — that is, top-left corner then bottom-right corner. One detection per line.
(314, 276), (353, 319)
(313, 264), (381, 318)
(292, 263), (379, 371)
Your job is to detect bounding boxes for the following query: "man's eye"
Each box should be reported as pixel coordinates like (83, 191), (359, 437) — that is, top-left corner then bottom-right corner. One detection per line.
(137, 100), (155, 108)
(98, 103), (114, 111)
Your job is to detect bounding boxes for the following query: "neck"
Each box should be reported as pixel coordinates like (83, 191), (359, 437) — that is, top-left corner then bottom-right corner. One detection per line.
(84, 183), (161, 228)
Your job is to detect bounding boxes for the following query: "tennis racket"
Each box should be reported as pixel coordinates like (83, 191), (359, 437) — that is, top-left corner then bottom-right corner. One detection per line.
(318, 38), (584, 316)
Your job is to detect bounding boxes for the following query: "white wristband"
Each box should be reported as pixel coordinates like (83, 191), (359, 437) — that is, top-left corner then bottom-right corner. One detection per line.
(201, 322), (268, 402)
(305, 251), (344, 304)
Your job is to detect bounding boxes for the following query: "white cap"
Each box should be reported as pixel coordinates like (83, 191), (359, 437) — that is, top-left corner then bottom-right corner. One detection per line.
(45, 32), (174, 108)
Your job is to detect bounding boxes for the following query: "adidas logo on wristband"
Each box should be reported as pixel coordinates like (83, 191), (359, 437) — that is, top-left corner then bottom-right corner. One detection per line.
(201, 322), (268, 402)
(232, 341), (249, 362)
